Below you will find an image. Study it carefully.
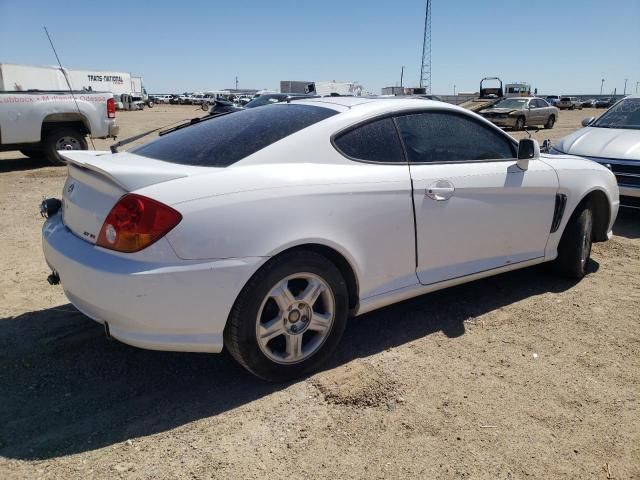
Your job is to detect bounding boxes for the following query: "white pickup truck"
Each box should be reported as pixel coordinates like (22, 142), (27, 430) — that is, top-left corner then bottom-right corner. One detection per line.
(0, 91), (119, 165)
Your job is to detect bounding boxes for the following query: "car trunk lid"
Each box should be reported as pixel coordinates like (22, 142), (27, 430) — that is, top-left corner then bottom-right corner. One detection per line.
(60, 150), (209, 244)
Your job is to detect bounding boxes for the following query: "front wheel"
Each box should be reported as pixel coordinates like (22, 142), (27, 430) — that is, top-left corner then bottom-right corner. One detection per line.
(514, 116), (525, 131)
(224, 251), (349, 381)
(553, 203), (593, 279)
(42, 127), (88, 166)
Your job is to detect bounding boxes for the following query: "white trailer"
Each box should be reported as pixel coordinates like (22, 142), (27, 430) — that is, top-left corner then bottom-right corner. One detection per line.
(0, 63), (146, 99)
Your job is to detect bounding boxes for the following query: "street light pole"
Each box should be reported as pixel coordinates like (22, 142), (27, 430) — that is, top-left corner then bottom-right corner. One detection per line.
(636, 81), (639, 94)
(623, 78), (628, 96)
(600, 78), (605, 95)
(453, 84), (456, 96)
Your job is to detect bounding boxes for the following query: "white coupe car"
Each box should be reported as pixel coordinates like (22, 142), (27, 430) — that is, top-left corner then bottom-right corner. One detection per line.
(41, 97), (619, 381)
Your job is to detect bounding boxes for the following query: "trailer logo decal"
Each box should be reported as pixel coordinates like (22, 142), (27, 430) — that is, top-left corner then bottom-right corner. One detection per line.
(87, 74), (124, 84)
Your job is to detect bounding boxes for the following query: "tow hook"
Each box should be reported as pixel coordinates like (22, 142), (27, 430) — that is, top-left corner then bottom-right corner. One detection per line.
(47, 271), (60, 285)
(40, 198), (62, 218)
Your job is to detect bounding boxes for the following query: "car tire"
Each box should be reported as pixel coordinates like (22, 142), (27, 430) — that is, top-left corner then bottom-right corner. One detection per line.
(552, 202), (593, 279)
(224, 250), (349, 382)
(42, 127), (88, 166)
(19, 147), (42, 159)
(544, 115), (555, 129)
(570, 105), (575, 110)
(515, 116), (525, 131)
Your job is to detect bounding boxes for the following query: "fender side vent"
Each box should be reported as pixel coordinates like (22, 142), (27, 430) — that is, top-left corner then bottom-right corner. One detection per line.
(551, 194), (567, 233)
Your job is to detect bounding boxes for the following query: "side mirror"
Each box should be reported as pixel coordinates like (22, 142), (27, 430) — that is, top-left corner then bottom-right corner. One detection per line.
(581, 117), (596, 127)
(517, 138), (540, 170)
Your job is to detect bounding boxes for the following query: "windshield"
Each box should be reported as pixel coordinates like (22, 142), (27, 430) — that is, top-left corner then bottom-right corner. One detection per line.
(493, 99), (528, 109)
(592, 98), (640, 130)
(131, 104), (338, 167)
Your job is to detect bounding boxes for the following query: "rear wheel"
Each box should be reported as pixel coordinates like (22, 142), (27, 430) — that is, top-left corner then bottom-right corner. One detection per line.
(42, 127), (88, 166)
(224, 251), (349, 382)
(553, 203), (593, 279)
(514, 116), (525, 131)
(544, 115), (556, 129)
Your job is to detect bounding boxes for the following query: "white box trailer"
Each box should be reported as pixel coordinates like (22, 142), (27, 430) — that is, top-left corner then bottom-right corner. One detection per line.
(0, 63), (146, 98)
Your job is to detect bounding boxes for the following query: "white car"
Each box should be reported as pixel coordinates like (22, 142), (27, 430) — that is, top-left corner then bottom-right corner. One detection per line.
(550, 95), (640, 209)
(41, 97), (619, 381)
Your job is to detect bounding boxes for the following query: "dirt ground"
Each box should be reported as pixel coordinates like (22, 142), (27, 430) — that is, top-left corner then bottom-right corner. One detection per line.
(0, 106), (638, 479)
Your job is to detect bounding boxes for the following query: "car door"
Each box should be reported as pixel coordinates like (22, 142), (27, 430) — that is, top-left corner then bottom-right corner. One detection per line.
(395, 110), (559, 285)
(528, 99), (544, 124)
(332, 116), (418, 297)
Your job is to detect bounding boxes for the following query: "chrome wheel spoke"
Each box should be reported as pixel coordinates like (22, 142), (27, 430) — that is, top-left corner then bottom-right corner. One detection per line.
(285, 333), (303, 361)
(308, 312), (332, 334)
(299, 278), (326, 306)
(270, 283), (296, 312)
(258, 315), (285, 342)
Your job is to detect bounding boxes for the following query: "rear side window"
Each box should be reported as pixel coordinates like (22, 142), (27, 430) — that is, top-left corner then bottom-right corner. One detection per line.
(334, 117), (405, 163)
(131, 104), (337, 167)
(395, 111), (516, 163)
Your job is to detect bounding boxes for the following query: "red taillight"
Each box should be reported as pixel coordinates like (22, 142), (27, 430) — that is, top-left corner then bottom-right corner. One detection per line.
(96, 194), (182, 253)
(107, 98), (116, 119)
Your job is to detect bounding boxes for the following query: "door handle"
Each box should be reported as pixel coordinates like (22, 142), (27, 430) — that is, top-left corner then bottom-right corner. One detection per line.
(426, 180), (455, 201)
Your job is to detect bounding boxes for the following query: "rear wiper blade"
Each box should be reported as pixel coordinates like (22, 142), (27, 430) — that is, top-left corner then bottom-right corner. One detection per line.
(158, 112), (226, 137)
(109, 113), (226, 153)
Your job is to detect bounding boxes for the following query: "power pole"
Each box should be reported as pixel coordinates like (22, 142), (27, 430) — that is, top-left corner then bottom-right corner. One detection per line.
(400, 66), (404, 88)
(600, 78), (605, 95)
(235, 76), (239, 90)
(419, 0), (432, 94)
(636, 81), (639, 94)
(623, 78), (628, 96)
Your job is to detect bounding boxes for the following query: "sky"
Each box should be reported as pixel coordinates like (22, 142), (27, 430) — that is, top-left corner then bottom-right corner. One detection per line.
(1, 0), (639, 96)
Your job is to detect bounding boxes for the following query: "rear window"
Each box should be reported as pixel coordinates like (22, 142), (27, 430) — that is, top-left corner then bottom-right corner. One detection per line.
(334, 117), (405, 163)
(131, 104), (337, 167)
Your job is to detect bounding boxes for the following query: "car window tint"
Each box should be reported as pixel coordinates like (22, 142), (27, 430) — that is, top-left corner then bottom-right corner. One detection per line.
(395, 111), (516, 163)
(334, 117), (405, 163)
(131, 104), (337, 167)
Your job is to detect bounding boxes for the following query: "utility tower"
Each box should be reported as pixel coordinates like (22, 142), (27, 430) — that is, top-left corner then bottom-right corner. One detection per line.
(419, 0), (432, 93)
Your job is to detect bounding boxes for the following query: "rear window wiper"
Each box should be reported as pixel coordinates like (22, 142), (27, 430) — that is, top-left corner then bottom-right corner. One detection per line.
(158, 112), (227, 137)
(109, 113), (228, 153)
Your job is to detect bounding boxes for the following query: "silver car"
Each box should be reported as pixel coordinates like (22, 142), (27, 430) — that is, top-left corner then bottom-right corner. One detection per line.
(550, 96), (640, 209)
(557, 96), (583, 110)
(480, 97), (559, 130)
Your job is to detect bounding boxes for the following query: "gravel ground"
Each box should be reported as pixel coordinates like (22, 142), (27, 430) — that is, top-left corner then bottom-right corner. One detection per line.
(0, 106), (638, 479)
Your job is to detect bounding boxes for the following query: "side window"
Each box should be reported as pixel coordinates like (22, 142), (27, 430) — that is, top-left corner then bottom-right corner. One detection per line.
(395, 111), (516, 163)
(334, 117), (405, 163)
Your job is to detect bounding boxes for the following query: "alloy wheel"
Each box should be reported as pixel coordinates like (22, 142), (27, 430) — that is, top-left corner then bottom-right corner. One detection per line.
(256, 273), (335, 365)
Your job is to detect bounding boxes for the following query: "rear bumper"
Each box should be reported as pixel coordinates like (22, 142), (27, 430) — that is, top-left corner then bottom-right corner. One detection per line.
(42, 213), (264, 353)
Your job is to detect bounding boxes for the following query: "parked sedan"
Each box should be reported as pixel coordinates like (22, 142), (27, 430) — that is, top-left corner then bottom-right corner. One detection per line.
(41, 98), (618, 381)
(596, 97), (615, 108)
(557, 96), (583, 110)
(550, 95), (639, 209)
(581, 98), (597, 108)
(480, 97), (559, 130)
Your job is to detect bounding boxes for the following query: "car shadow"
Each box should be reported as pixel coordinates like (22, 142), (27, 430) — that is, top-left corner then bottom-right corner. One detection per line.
(0, 155), (52, 173)
(613, 208), (640, 239)
(0, 262), (590, 460)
